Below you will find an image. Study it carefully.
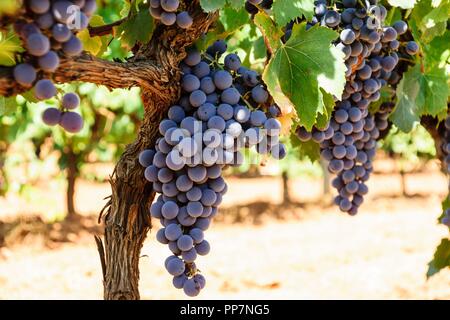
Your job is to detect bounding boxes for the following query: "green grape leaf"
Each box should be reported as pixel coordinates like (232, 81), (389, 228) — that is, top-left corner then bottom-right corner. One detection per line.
(415, 66), (449, 116)
(200, 0), (227, 12)
(0, 31), (23, 67)
(253, 37), (267, 60)
(20, 90), (40, 103)
(0, 96), (17, 116)
(114, 4), (154, 50)
(227, 0), (245, 10)
(315, 89), (335, 130)
(420, 1), (450, 40)
(421, 21), (447, 44)
(272, 0), (315, 26)
(427, 238), (450, 278)
(120, 0), (131, 18)
(387, 0), (417, 9)
(391, 63), (448, 132)
(390, 65), (422, 132)
(437, 196), (450, 224)
(412, 0), (450, 43)
(424, 30), (450, 68)
(219, 6), (250, 34)
(290, 132), (320, 162)
(254, 11), (283, 53)
(263, 23), (346, 131)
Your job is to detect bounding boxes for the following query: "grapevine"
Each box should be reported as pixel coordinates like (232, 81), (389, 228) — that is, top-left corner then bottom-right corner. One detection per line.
(139, 40), (285, 296)
(292, 0), (419, 215)
(11, 0), (92, 133)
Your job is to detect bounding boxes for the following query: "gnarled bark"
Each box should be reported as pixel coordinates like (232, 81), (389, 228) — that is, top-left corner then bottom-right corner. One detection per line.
(95, 3), (219, 300)
(0, 1), (218, 300)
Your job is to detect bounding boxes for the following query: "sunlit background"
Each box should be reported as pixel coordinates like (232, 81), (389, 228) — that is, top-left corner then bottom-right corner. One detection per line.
(0, 0), (449, 300)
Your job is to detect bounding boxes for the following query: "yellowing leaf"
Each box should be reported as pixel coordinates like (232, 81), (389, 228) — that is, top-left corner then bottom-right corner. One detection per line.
(0, 31), (23, 66)
(78, 29), (103, 56)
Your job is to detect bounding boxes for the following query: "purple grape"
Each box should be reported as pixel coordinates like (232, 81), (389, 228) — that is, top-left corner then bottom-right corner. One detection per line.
(38, 51), (60, 72)
(62, 93), (80, 110)
(13, 63), (37, 87)
(42, 107), (61, 126)
(62, 36), (83, 56)
(34, 79), (56, 100)
(26, 33), (50, 57)
(60, 112), (84, 133)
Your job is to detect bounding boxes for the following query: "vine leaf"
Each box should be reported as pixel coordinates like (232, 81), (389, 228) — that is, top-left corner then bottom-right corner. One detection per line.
(200, 0), (227, 12)
(272, 0), (315, 27)
(263, 23), (346, 131)
(427, 238), (450, 278)
(254, 11), (283, 53)
(419, 0), (450, 41)
(387, 0), (417, 9)
(114, 3), (154, 50)
(227, 0), (245, 10)
(390, 65), (421, 132)
(415, 67), (448, 117)
(411, 0), (450, 43)
(0, 96), (17, 116)
(219, 5), (249, 34)
(290, 132), (320, 162)
(78, 15), (109, 57)
(391, 63), (448, 132)
(0, 31), (23, 67)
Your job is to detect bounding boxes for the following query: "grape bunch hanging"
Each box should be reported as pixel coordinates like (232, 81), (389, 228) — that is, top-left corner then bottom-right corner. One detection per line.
(293, 0), (419, 215)
(12, 0), (95, 133)
(139, 40), (285, 296)
(149, 0), (193, 29)
(441, 115), (450, 227)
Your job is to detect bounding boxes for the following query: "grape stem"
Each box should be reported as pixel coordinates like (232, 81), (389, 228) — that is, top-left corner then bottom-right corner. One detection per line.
(88, 18), (127, 37)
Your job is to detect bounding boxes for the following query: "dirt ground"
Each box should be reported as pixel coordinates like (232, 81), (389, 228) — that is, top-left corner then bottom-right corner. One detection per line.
(0, 159), (449, 300)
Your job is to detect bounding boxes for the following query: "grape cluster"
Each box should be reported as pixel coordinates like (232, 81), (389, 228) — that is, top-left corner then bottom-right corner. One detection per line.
(149, 0), (193, 29)
(295, 0), (418, 215)
(139, 41), (285, 296)
(441, 116), (450, 227)
(12, 0), (94, 133)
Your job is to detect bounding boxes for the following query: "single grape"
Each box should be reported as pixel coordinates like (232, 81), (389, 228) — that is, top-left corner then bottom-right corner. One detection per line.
(251, 86), (269, 104)
(62, 93), (80, 110)
(176, 11), (193, 29)
(42, 107), (62, 126)
(214, 70), (233, 90)
(165, 223), (182, 241)
(183, 278), (200, 297)
(34, 79), (56, 100)
(224, 53), (241, 71)
(161, 0), (179, 12)
(166, 257), (185, 276)
(189, 90), (207, 107)
(221, 88), (240, 105)
(26, 33), (50, 57)
(234, 105), (251, 123)
(60, 112), (84, 133)
(182, 74), (200, 92)
(62, 36), (83, 56)
(406, 41), (419, 55)
(13, 63), (37, 87)
(195, 240), (210, 255)
(393, 20), (408, 35)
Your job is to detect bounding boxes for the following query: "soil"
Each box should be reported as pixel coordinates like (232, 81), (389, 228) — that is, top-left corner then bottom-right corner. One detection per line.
(0, 158), (449, 300)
